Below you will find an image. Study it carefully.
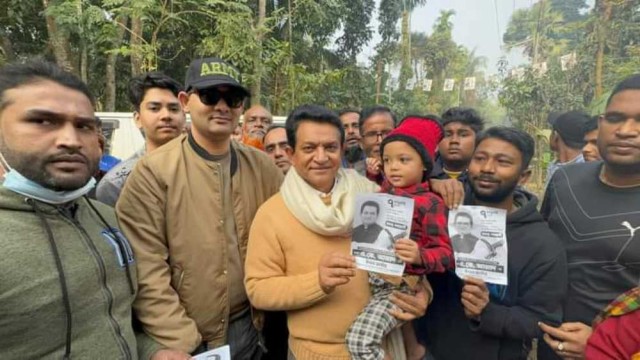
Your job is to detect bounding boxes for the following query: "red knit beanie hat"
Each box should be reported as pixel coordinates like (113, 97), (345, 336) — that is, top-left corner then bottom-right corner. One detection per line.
(380, 115), (444, 174)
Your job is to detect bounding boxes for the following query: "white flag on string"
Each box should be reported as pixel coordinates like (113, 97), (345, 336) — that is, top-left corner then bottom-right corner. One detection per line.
(388, 77), (399, 91)
(532, 62), (548, 76)
(422, 79), (433, 92)
(443, 79), (455, 92)
(406, 77), (415, 90)
(463, 77), (476, 90)
(560, 53), (577, 71)
(510, 67), (525, 80)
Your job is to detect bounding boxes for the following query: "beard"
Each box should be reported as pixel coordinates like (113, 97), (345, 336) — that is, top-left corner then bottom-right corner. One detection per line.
(242, 134), (264, 150)
(345, 145), (364, 163)
(0, 138), (97, 191)
(470, 175), (519, 204)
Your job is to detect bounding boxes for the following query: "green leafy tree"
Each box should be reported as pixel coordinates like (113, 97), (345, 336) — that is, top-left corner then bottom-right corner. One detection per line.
(503, 1), (567, 62)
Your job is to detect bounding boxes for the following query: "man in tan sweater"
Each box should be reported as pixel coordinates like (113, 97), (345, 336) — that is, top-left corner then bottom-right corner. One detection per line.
(245, 105), (431, 360)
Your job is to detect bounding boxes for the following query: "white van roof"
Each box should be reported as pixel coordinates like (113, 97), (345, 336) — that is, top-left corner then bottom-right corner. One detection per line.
(97, 112), (286, 161)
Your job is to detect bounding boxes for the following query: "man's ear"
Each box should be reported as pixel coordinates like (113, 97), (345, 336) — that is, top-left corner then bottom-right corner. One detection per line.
(597, 114), (605, 128)
(519, 167), (532, 186)
(178, 91), (190, 113)
(549, 131), (560, 151)
(133, 111), (142, 129)
(286, 146), (294, 158)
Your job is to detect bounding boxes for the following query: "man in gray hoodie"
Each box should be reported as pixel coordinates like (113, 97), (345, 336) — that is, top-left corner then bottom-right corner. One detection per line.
(0, 60), (188, 360)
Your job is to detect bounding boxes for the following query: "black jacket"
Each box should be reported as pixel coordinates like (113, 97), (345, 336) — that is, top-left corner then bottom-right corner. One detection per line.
(423, 189), (567, 360)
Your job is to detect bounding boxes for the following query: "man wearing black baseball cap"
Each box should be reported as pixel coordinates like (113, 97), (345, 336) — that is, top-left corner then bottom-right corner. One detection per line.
(546, 110), (590, 186)
(116, 57), (283, 359)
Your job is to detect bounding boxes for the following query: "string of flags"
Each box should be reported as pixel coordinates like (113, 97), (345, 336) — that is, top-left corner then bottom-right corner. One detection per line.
(511, 52), (578, 79)
(389, 52), (578, 93)
(397, 77), (476, 92)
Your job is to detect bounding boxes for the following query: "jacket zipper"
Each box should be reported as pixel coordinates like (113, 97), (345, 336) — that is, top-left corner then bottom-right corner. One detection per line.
(59, 211), (133, 360)
(219, 163), (243, 263)
(217, 163), (232, 309)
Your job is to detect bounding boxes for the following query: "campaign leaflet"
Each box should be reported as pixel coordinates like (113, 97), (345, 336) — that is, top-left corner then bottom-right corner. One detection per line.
(192, 345), (231, 360)
(351, 193), (414, 276)
(448, 205), (508, 285)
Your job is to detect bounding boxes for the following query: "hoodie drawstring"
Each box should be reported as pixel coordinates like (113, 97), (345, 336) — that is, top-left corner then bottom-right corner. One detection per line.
(83, 196), (135, 295)
(29, 199), (73, 360)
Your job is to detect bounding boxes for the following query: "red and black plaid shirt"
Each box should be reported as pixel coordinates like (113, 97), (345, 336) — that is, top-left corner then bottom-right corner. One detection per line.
(381, 180), (453, 275)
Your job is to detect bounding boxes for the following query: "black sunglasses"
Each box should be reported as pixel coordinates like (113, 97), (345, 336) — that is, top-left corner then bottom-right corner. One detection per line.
(195, 88), (246, 108)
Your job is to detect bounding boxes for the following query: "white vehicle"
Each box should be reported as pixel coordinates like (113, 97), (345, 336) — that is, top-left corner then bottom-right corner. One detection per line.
(97, 112), (285, 161)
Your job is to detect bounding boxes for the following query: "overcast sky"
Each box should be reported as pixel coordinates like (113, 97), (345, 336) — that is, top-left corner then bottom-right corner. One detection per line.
(357, 0), (593, 75)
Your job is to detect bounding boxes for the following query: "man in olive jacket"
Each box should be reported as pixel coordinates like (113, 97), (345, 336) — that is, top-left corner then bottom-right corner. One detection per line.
(0, 61), (186, 359)
(117, 57), (283, 359)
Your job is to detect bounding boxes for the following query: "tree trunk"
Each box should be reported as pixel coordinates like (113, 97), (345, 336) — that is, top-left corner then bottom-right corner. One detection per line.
(273, 68), (280, 115)
(80, 46), (88, 83)
(105, 16), (129, 112)
(287, 0), (294, 111)
(251, 0), (266, 105)
(0, 32), (16, 62)
(375, 59), (383, 103)
(595, 0), (612, 99)
(77, 0), (87, 83)
(399, 8), (412, 90)
(42, 0), (76, 73)
(130, 17), (144, 76)
(532, 0), (546, 64)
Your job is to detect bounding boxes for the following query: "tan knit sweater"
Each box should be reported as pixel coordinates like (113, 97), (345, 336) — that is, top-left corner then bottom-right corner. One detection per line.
(245, 193), (371, 360)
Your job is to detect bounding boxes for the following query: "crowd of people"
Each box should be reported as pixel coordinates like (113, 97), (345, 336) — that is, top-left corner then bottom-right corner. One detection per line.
(0, 55), (638, 360)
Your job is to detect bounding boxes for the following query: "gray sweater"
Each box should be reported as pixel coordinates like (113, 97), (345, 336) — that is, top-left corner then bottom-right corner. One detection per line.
(0, 187), (162, 359)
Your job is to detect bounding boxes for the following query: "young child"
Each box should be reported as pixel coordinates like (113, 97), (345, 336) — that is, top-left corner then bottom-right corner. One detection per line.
(346, 116), (454, 360)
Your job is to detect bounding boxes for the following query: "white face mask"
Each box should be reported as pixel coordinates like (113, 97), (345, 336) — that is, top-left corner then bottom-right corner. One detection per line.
(0, 151), (96, 205)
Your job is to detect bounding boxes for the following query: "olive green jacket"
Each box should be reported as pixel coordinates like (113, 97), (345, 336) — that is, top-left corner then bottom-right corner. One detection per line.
(0, 187), (162, 359)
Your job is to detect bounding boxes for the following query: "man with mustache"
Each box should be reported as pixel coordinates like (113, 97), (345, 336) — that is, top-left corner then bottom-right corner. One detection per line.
(242, 105), (273, 149)
(263, 125), (292, 174)
(339, 108), (366, 175)
(116, 57), (283, 358)
(0, 60), (188, 359)
(538, 74), (640, 359)
(96, 72), (185, 207)
(423, 127), (567, 360)
(360, 105), (395, 165)
(245, 104), (431, 360)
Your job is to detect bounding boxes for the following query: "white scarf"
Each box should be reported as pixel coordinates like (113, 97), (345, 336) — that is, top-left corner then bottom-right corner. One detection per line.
(281, 167), (379, 236)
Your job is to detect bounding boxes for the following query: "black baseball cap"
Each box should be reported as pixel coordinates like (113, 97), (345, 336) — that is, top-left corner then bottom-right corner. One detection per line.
(552, 111), (590, 149)
(547, 111), (562, 126)
(184, 57), (250, 96)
